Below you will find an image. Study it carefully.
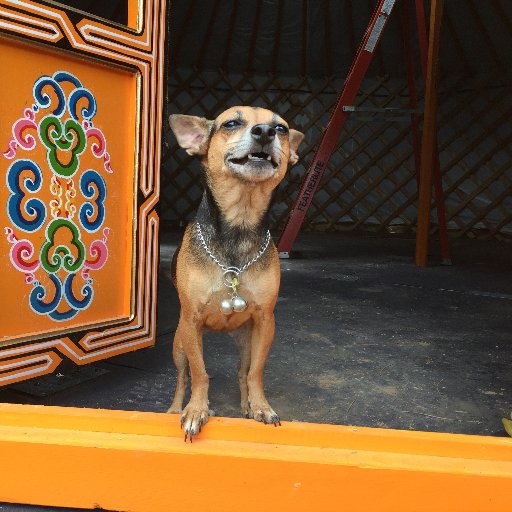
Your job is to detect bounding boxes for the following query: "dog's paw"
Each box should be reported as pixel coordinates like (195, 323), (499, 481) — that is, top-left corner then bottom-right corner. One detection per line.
(180, 402), (209, 442)
(241, 400), (251, 418)
(249, 402), (281, 426)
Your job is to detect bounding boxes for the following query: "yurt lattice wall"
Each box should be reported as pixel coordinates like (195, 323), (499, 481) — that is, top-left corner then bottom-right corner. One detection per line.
(161, 0), (512, 240)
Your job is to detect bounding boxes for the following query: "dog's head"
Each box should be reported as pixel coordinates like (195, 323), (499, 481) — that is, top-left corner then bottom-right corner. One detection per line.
(169, 107), (304, 184)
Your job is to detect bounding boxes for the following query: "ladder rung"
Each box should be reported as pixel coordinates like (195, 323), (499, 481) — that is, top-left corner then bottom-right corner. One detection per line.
(342, 106), (422, 114)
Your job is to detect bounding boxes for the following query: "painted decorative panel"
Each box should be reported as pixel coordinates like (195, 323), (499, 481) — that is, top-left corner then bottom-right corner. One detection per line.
(0, 0), (165, 385)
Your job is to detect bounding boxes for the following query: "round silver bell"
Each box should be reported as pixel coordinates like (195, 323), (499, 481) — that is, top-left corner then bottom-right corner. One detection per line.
(219, 298), (233, 315)
(231, 295), (248, 312)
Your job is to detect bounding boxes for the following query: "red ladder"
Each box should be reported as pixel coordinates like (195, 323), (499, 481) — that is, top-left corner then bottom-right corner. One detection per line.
(277, 0), (451, 265)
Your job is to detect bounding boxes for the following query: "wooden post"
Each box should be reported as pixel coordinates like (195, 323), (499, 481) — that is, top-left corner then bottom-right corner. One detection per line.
(415, 0), (445, 266)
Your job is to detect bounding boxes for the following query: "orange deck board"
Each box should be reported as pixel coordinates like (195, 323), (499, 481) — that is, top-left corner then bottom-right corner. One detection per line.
(0, 404), (510, 512)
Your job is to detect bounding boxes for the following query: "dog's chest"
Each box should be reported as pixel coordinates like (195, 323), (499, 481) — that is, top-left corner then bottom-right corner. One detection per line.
(194, 276), (274, 331)
(198, 285), (253, 331)
(203, 309), (253, 331)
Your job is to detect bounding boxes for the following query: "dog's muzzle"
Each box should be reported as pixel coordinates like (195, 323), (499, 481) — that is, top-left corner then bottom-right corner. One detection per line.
(226, 124), (281, 180)
(228, 151), (278, 168)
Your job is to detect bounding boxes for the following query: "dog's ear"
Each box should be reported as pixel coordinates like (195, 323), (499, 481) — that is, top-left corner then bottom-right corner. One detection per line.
(169, 114), (213, 156)
(288, 129), (305, 165)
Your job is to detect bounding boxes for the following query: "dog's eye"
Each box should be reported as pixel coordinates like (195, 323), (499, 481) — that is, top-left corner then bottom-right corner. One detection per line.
(275, 124), (288, 134)
(222, 120), (242, 130)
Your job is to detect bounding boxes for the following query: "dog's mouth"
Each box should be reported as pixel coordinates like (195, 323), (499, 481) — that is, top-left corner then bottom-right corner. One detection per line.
(228, 152), (279, 169)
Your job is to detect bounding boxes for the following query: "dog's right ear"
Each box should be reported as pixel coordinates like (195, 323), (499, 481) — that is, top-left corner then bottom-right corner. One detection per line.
(169, 114), (213, 156)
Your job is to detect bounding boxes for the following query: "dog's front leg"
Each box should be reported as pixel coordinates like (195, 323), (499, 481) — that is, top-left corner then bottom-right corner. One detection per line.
(247, 310), (280, 426)
(168, 336), (188, 413)
(230, 321), (253, 417)
(173, 314), (209, 441)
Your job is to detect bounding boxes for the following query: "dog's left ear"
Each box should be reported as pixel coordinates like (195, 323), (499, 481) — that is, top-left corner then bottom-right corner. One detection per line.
(288, 129), (305, 165)
(169, 114), (213, 156)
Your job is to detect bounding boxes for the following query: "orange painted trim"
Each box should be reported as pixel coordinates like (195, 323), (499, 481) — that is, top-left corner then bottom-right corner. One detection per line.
(0, 404), (510, 512)
(127, 0), (141, 31)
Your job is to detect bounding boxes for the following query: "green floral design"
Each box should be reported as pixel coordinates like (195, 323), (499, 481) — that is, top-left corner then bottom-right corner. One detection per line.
(39, 115), (86, 178)
(40, 218), (86, 273)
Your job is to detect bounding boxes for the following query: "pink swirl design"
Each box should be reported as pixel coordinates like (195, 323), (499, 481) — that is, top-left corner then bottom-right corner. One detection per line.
(10, 239), (40, 273)
(3, 140), (18, 159)
(5, 228), (40, 273)
(84, 124), (113, 173)
(5, 227), (17, 244)
(85, 240), (108, 269)
(87, 127), (105, 156)
(103, 151), (113, 173)
(81, 228), (110, 279)
(3, 109), (37, 159)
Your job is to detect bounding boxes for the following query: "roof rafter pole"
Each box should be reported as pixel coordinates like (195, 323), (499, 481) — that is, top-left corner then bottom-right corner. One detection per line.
(323, 0), (333, 76)
(345, 0), (356, 57)
(270, 0), (284, 75)
(415, 0), (445, 267)
(197, 0), (221, 70)
(221, 0), (239, 71)
(170, 0), (197, 69)
(247, 0), (262, 74)
(399, 0), (421, 182)
(301, 0), (308, 76)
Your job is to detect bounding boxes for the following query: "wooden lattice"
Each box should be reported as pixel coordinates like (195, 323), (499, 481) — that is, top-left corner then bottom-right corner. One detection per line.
(160, 1), (512, 241)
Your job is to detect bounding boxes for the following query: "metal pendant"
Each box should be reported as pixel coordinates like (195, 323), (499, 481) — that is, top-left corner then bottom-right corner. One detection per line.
(219, 267), (248, 314)
(219, 295), (248, 315)
(231, 295), (247, 312)
(220, 298), (234, 315)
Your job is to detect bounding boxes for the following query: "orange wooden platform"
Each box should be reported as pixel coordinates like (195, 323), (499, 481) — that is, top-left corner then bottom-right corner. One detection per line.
(0, 403), (510, 511)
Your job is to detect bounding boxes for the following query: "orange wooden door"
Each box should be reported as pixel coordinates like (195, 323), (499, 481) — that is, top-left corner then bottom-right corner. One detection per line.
(0, 0), (166, 385)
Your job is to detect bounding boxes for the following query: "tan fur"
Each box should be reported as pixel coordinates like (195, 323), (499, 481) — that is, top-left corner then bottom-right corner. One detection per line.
(168, 106), (303, 441)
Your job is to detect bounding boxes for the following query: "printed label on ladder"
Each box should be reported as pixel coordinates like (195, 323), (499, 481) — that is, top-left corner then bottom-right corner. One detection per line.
(381, 0), (397, 16)
(364, 14), (387, 53)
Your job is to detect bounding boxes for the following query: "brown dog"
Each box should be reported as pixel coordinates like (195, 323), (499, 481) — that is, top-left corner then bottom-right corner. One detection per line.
(168, 106), (304, 441)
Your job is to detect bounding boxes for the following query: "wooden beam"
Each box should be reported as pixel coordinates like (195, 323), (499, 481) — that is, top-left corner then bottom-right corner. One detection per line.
(415, 0), (445, 266)
(0, 404), (511, 512)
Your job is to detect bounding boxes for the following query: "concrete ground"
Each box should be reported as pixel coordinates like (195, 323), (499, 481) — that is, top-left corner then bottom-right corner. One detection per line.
(1, 229), (511, 435)
(0, 230), (511, 510)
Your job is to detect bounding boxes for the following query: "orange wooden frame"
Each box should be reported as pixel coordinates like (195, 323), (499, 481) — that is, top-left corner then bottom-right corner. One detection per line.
(0, 0), (166, 385)
(0, 403), (510, 511)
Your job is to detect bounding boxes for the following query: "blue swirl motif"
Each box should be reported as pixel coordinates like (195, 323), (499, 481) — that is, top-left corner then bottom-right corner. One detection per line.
(29, 274), (62, 315)
(33, 76), (66, 117)
(32, 71), (96, 122)
(69, 88), (97, 121)
(29, 273), (93, 321)
(79, 170), (106, 232)
(53, 71), (82, 89)
(50, 273), (93, 321)
(64, 273), (94, 310)
(6, 159), (47, 232)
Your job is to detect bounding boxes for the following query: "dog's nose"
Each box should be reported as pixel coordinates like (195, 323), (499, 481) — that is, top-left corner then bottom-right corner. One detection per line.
(251, 124), (276, 145)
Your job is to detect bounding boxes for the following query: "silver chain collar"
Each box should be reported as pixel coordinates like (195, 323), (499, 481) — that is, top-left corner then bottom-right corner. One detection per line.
(195, 222), (272, 284)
